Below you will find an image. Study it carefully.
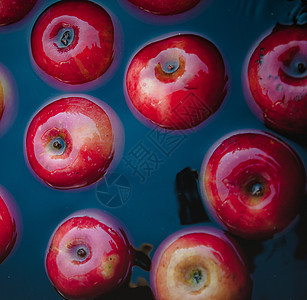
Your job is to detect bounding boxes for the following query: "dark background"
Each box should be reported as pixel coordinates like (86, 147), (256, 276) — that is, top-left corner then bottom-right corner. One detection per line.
(0, 0), (306, 299)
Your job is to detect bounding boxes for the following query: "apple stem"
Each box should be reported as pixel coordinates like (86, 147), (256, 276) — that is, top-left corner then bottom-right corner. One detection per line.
(134, 250), (151, 271)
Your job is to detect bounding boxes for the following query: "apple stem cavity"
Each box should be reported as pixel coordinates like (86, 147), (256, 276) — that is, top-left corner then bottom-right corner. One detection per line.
(191, 269), (202, 284)
(284, 58), (307, 79)
(56, 28), (75, 49)
(134, 249), (151, 271)
(77, 248), (87, 258)
(53, 141), (63, 150)
(184, 266), (208, 291)
(162, 60), (180, 74)
(251, 183), (264, 197)
(49, 137), (66, 155)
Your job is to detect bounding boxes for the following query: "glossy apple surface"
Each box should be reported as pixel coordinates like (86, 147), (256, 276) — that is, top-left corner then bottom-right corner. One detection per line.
(0, 187), (18, 264)
(0, 78), (4, 122)
(0, 0), (37, 26)
(201, 130), (306, 239)
(31, 0), (114, 85)
(127, 0), (200, 15)
(151, 226), (253, 300)
(125, 34), (228, 130)
(25, 96), (118, 190)
(245, 24), (307, 140)
(45, 209), (136, 299)
(0, 63), (17, 138)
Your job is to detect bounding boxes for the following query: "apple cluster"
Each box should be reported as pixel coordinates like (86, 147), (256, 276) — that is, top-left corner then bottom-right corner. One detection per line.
(0, 0), (306, 300)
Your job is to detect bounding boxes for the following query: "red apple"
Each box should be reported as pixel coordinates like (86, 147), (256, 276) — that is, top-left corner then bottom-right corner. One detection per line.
(244, 24), (307, 141)
(46, 209), (142, 299)
(0, 63), (17, 138)
(25, 96), (122, 190)
(200, 130), (306, 240)
(31, 0), (114, 85)
(0, 186), (19, 264)
(150, 226), (253, 300)
(0, 77), (4, 123)
(127, 0), (201, 15)
(125, 34), (228, 130)
(0, 0), (37, 26)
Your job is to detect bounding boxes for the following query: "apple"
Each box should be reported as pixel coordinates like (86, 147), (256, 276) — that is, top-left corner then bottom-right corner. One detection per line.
(0, 63), (17, 138)
(126, 0), (201, 15)
(0, 0), (37, 26)
(45, 209), (150, 299)
(0, 186), (19, 264)
(200, 130), (306, 240)
(31, 0), (114, 85)
(244, 23), (307, 141)
(0, 76), (4, 123)
(25, 96), (123, 190)
(125, 33), (228, 130)
(150, 226), (253, 300)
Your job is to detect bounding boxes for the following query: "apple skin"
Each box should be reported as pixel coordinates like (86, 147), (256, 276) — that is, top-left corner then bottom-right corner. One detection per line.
(245, 24), (307, 140)
(31, 0), (114, 85)
(0, 78), (4, 122)
(125, 34), (228, 130)
(127, 0), (200, 15)
(0, 63), (17, 138)
(0, 186), (18, 264)
(25, 96), (118, 190)
(45, 209), (136, 300)
(200, 130), (306, 240)
(0, 0), (37, 26)
(150, 226), (253, 300)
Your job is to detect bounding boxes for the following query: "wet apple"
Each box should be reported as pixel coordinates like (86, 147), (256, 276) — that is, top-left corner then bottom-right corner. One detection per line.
(151, 226), (253, 300)
(201, 130), (306, 239)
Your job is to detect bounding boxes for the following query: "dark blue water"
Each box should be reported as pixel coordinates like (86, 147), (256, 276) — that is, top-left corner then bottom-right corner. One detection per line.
(0, 0), (306, 299)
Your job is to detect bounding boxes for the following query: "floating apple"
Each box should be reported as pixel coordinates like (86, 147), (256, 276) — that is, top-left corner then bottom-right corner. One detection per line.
(0, 63), (17, 137)
(151, 226), (253, 300)
(31, 0), (114, 85)
(0, 186), (19, 264)
(0, 0), (37, 26)
(25, 96), (122, 190)
(0, 78), (4, 123)
(46, 209), (150, 299)
(244, 23), (307, 141)
(201, 130), (306, 240)
(125, 34), (228, 130)
(127, 0), (201, 15)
